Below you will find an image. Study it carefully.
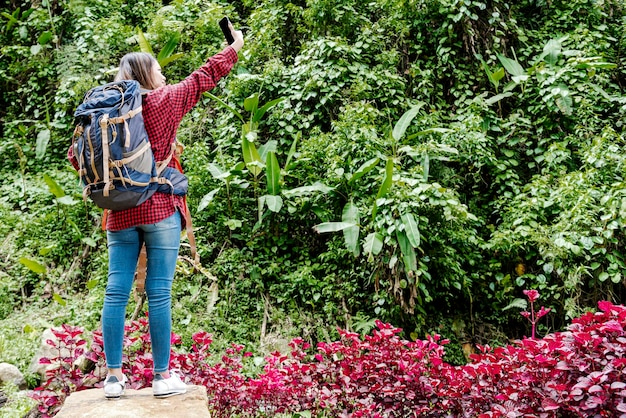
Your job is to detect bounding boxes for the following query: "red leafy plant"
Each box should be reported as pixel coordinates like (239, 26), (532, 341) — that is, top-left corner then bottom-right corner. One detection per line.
(520, 289), (552, 339)
(432, 298), (626, 417)
(31, 299), (626, 418)
(29, 324), (89, 417)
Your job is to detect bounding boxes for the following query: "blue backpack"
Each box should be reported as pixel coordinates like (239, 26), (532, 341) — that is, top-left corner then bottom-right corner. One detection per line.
(72, 80), (187, 210)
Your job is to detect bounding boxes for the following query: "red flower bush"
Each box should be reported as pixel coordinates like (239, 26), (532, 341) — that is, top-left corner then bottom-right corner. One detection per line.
(29, 324), (89, 417)
(31, 301), (626, 417)
(521, 289), (552, 339)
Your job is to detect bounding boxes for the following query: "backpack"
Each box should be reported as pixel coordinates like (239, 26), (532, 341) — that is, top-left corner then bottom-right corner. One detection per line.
(71, 79), (188, 211)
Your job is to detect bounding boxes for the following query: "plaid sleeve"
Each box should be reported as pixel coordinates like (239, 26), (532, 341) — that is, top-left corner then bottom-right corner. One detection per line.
(142, 46), (238, 161)
(161, 46), (238, 125)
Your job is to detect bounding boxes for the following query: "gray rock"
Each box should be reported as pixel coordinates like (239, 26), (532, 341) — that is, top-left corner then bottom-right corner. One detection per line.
(0, 362), (27, 389)
(55, 385), (211, 418)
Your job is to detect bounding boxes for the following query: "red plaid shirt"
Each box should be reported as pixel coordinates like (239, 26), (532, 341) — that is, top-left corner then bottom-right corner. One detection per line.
(69, 46), (238, 231)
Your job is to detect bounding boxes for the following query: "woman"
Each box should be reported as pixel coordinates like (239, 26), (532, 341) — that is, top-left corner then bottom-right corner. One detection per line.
(85, 23), (243, 399)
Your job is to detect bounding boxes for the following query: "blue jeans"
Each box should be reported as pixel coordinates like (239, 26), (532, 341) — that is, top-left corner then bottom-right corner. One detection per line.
(103, 211), (181, 373)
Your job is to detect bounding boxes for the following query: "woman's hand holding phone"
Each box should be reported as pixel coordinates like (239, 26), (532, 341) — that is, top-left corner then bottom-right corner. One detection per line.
(219, 17), (244, 52)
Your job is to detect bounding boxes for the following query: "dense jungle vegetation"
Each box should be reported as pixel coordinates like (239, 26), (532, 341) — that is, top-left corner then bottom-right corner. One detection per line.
(1, 0), (625, 412)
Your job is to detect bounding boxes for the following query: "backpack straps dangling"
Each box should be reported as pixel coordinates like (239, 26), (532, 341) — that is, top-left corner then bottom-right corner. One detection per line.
(181, 196), (200, 269)
(171, 143), (200, 270)
(134, 245), (148, 295)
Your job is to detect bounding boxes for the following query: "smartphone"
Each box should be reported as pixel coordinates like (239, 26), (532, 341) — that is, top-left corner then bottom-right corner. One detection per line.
(219, 17), (235, 45)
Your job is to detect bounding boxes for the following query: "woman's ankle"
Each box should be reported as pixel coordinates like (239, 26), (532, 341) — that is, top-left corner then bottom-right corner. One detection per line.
(155, 371), (170, 379)
(107, 368), (124, 380)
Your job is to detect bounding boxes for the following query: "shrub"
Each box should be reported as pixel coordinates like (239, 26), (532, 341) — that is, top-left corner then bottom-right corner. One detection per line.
(31, 298), (626, 417)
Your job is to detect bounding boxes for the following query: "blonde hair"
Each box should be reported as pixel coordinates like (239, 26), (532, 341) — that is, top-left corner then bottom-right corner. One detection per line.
(114, 52), (160, 90)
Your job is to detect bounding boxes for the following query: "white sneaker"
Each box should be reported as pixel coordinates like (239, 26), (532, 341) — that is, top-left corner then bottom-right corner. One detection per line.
(152, 371), (187, 398)
(103, 374), (127, 399)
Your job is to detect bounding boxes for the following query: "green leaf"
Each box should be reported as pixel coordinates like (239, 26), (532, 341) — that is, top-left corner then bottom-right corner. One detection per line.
(86, 279), (99, 290)
(406, 127), (454, 139)
(266, 151), (281, 195)
(43, 173), (65, 198)
(157, 33), (180, 62)
(252, 97), (285, 123)
(57, 196), (78, 205)
(377, 158), (394, 199)
(392, 103), (424, 141)
(81, 237), (97, 247)
(284, 132), (300, 169)
(349, 157), (379, 184)
(502, 298), (528, 311)
(204, 92), (243, 121)
(396, 230), (417, 272)
(477, 55), (497, 89)
(512, 75), (529, 83)
(496, 53), (525, 77)
(282, 182), (333, 197)
(263, 195), (283, 213)
(38, 31), (53, 45)
(434, 144), (458, 154)
(244, 93), (259, 114)
(342, 202), (360, 256)
(363, 232), (384, 258)
(242, 135), (263, 177)
(313, 222), (356, 233)
(422, 151), (430, 182)
(580, 237), (595, 250)
(2, 11), (19, 31)
(19, 257), (46, 274)
(207, 163), (227, 179)
(39, 245), (54, 256)
(35, 129), (50, 159)
(575, 60), (617, 70)
(53, 293), (66, 306)
(197, 189), (220, 212)
(136, 28), (154, 55)
(492, 67), (506, 83)
(258, 140), (278, 163)
(542, 38), (562, 65)
(371, 158), (394, 220)
(225, 219), (242, 230)
(159, 52), (184, 67)
(485, 92), (514, 105)
(401, 213), (420, 248)
(555, 94), (573, 115)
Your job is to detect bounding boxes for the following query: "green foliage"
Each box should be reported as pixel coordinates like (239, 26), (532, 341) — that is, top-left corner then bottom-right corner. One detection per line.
(245, 0), (306, 64)
(0, 380), (37, 417)
(487, 126), (626, 319)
